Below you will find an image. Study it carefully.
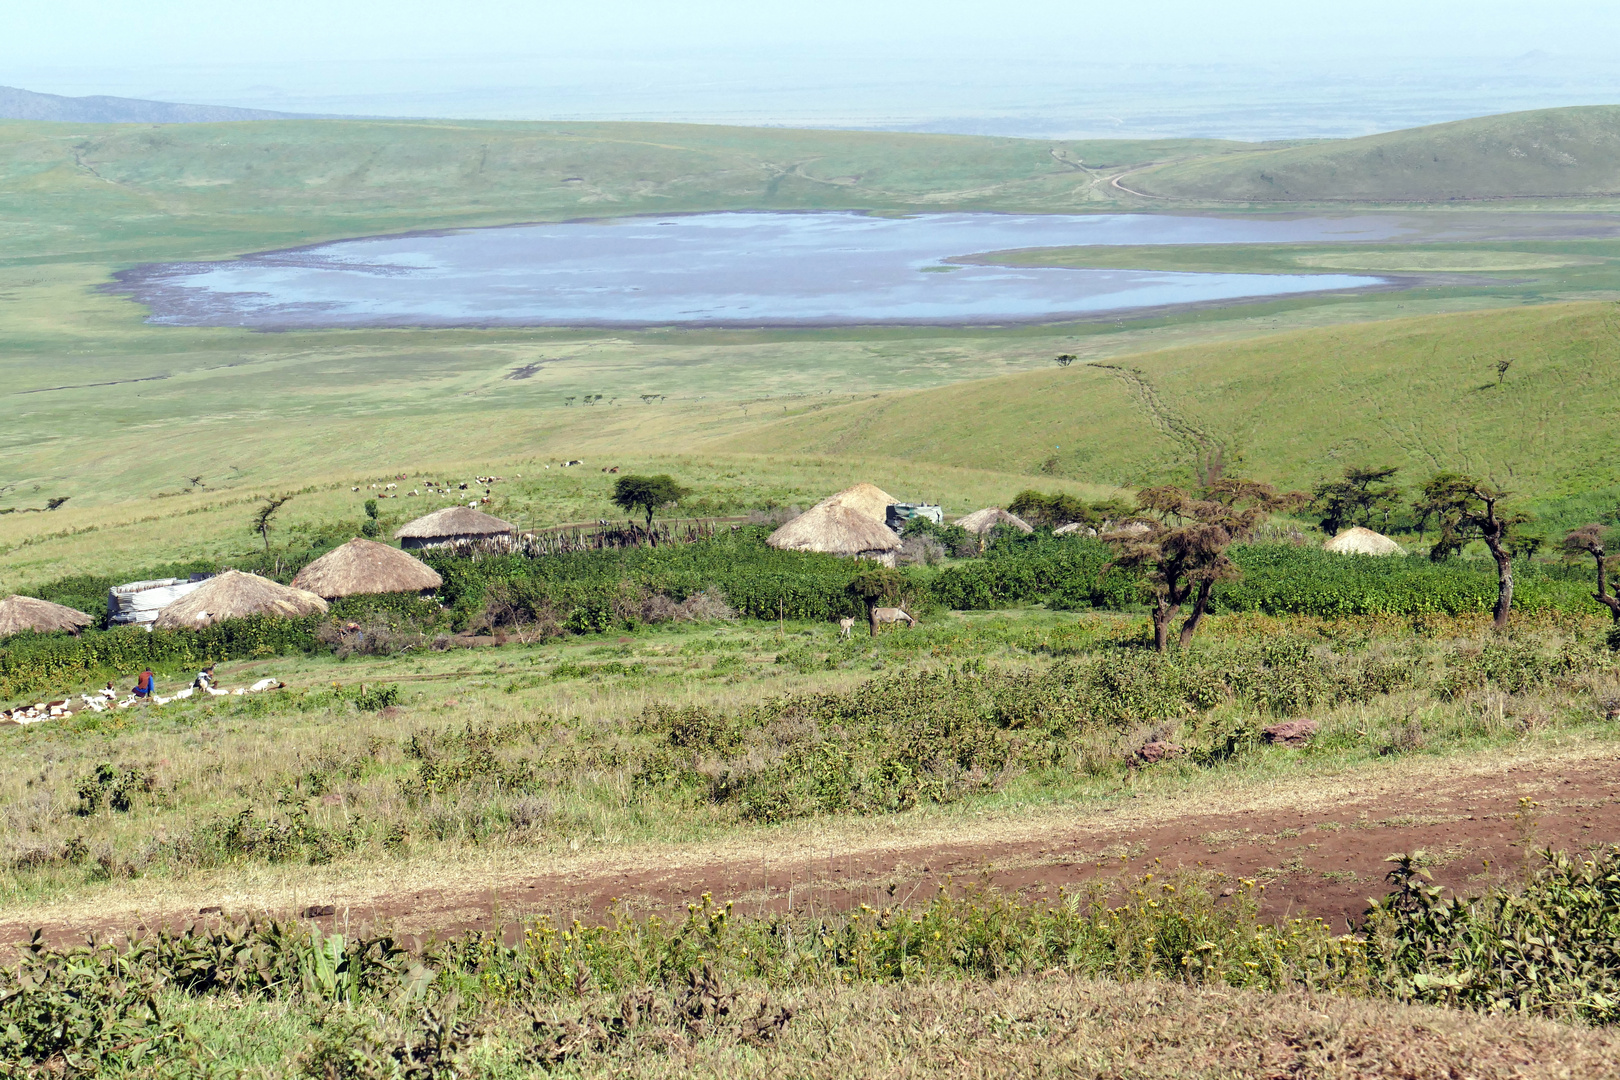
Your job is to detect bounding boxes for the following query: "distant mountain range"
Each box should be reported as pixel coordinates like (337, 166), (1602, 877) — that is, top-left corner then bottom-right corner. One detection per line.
(0, 85), (316, 123)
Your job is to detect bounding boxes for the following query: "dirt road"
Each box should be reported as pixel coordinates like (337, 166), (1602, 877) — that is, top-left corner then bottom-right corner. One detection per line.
(4, 742), (1615, 949)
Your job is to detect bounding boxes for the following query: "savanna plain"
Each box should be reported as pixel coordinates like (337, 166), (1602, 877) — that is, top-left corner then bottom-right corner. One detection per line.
(4, 106), (1620, 1077)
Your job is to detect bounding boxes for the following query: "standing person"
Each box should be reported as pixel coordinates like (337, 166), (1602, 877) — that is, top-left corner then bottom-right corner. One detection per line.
(133, 668), (155, 700)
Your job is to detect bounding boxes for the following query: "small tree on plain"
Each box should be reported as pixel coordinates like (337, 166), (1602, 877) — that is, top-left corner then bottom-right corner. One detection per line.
(252, 493), (295, 551)
(1562, 525), (1620, 623)
(846, 564), (904, 617)
(1414, 472), (1529, 630)
(361, 498), (381, 538)
(612, 474), (690, 529)
(1105, 479), (1304, 651)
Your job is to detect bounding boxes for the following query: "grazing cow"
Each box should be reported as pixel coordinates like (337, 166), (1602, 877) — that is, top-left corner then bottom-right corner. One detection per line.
(869, 607), (917, 636)
(838, 616), (856, 639)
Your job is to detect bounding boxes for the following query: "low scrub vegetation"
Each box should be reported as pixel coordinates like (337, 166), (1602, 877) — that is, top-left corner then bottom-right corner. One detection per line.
(6, 850), (1620, 1075)
(4, 612), (1614, 892)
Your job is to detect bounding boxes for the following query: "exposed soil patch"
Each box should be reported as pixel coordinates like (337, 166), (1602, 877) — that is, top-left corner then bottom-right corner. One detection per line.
(5, 749), (1616, 950)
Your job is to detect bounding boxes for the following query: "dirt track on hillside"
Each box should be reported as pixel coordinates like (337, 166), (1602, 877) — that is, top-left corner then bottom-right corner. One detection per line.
(4, 746), (1617, 950)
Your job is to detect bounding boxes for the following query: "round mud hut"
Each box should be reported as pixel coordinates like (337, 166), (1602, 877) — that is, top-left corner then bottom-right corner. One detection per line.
(955, 507), (1034, 535)
(291, 537), (443, 598)
(153, 570), (328, 629)
(395, 506), (517, 551)
(767, 503), (903, 567)
(1323, 526), (1406, 556)
(0, 595), (93, 637)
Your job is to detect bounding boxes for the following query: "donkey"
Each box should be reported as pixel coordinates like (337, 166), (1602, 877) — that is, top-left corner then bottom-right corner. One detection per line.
(869, 607), (917, 636)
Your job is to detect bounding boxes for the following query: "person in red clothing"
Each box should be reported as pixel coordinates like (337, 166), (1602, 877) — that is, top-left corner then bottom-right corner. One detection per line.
(133, 668), (155, 699)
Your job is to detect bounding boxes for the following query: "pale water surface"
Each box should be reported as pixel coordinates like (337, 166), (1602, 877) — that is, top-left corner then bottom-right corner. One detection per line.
(118, 212), (1402, 329)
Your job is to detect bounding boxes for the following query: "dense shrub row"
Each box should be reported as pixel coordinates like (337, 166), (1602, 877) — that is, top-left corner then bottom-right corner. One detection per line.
(1219, 546), (1593, 618)
(6, 529), (1613, 703)
(0, 617), (322, 700)
(425, 528), (874, 627)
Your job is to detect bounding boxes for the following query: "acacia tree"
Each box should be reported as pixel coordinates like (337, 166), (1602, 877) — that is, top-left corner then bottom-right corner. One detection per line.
(1562, 525), (1620, 623)
(611, 474), (690, 529)
(1414, 472), (1528, 630)
(1008, 489), (1096, 529)
(1105, 479), (1303, 652)
(251, 494), (294, 551)
(846, 564), (904, 617)
(1310, 464), (1402, 535)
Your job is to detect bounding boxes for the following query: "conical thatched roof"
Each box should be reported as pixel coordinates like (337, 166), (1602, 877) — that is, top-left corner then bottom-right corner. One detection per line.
(1324, 526), (1406, 556)
(291, 538), (443, 598)
(153, 570), (328, 629)
(0, 595), (93, 636)
(768, 503), (903, 558)
(815, 483), (896, 524)
(956, 507), (1034, 535)
(395, 505), (515, 540)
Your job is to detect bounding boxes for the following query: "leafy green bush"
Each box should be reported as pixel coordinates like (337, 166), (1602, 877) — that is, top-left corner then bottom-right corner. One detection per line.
(0, 931), (195, 1074)
(1369, 846), (1620, 1022)
(929, 535), (1137, 611)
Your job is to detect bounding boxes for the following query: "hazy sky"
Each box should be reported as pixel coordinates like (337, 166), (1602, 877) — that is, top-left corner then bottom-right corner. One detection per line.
(7, 1), (1620, 137)
(7, 0), (1615, 63)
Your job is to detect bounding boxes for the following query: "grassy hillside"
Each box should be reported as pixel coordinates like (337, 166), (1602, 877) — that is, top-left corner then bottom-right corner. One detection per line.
(1130, 106), (1620, 203)
(725, 301), (1620, 504)
(0, 119), (1242, 265)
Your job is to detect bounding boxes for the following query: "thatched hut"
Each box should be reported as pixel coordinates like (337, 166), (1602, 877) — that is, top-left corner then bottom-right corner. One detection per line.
(291, 538), (443, 598)
(153, 570), (328, 629)
(395, 506), (516, 550)
(955, 507), (1033, 535)
(816, 482), (897, 524)
(0, 595), (93, 637)
(767, 503), (903, 566)
(1323, 526), (1406, 556)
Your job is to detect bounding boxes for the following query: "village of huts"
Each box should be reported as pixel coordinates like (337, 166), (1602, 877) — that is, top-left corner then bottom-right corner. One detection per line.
(6, 486), (961, 724)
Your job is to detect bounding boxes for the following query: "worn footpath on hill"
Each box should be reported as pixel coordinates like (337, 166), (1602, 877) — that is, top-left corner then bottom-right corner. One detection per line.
(4, 737), (1614, 951)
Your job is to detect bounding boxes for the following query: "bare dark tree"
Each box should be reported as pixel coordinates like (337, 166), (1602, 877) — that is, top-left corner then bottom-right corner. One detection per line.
(1415, 473), (1529, 630)
(1495, 358), (1514, 386)
(1563, 525), (1620, 623)
(1105, 479), (1305, 651)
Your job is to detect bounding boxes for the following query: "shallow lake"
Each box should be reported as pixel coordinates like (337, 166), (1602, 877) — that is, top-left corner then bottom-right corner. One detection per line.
(117, 212), (1410, 329)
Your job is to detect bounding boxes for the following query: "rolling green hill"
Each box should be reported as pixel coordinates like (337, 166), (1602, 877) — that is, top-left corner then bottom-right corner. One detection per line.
(725, 301), (1620, 509)
(1130, 106), (1620, 203)
(0, 119), (1242, 265)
